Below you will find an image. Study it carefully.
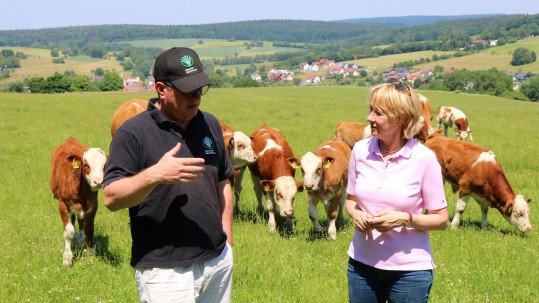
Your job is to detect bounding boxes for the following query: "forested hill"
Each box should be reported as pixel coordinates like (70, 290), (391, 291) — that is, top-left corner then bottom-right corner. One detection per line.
(336, 14), (500, 26)
(1, 14), (537, 49)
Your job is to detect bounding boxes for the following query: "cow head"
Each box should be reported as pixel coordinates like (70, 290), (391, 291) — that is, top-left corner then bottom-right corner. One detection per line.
(260, 176), (302, 218)
(505, 195), (532, 232)
(229, 131), (256, 168)
(289, 152), (333, 191)
(82, 148), (108, 191)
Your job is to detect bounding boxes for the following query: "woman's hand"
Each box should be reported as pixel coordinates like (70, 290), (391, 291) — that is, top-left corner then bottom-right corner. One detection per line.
(367, 210), (409, 232)
(352, 209), (374, 233)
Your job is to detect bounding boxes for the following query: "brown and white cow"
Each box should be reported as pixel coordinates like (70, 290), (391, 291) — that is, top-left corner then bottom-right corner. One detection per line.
(49, 137), (108, 266)
(219, 121), (256, 206)
(425, 134), (531, 232)
(248, 124), (303, 232)
(436, 105), (473, 141)
(334, 121), (371, 149)
(289, 139), (351, 240)
(110, 99), (148, 137)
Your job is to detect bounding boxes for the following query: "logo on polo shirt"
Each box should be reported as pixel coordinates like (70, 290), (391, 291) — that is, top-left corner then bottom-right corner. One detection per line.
(203, 137), (216, 155)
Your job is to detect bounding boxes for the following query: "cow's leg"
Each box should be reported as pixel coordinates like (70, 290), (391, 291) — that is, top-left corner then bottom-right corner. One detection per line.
(468, 128), (473, 142)
(443, 125), (449, 137)
(84, 209), (97, 255)
(308, 193), (324, 234)
(336, 190), (346, 225)
(74, 217), (86, 248)
(451, 195), (470, 230)
(250, 174), (264, 215)
(59, 201), (74, 267)
(233, 166), (246, 209)
(477, 200), (490, 229)
(326, 195), (342, 240)
(266, 194), (276, 233)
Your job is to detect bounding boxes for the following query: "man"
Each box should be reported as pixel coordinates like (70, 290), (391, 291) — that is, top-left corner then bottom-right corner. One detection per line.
(103, 47), (234, 303)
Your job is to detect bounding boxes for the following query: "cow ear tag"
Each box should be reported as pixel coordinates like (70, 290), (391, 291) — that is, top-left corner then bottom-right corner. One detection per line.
(324, 160), (332, 169)
(72, 160), (80, 169)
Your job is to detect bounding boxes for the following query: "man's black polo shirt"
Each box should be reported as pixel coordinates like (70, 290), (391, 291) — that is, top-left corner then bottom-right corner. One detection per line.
(104, 99), (234, 268)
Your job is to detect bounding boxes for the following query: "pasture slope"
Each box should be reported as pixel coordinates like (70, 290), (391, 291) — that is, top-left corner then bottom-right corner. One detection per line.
(0, 87), (537, 302)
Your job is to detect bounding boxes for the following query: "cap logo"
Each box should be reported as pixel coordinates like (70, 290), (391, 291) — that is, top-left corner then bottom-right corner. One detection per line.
(180, 55), (195, 68)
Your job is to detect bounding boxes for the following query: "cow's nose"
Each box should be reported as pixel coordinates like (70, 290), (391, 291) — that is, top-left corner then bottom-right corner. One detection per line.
(93, 177), (103, 186)
(283, 209), (294, 217)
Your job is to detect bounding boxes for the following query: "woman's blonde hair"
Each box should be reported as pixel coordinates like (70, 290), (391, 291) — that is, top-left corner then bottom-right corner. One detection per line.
(368, 82), (423, 139)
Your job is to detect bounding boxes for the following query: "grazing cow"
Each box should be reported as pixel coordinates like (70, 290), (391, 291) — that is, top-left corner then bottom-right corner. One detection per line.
(49, 137), (108, 266)
(436, 105), (473, 141)
(219, 121), (256, 206)
(110, 99), (148, 137)
(289, 139), (351, 240)
(248, 124), (303, 232)
(334, 121), (371, 149)
(424, 134), (532, 232)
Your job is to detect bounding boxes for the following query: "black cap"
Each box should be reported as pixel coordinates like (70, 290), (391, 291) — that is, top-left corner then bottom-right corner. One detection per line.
(153, 47), (212, 93)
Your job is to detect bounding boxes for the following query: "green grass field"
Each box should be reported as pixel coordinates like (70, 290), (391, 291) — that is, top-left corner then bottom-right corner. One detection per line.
(0, 87), (538, 302)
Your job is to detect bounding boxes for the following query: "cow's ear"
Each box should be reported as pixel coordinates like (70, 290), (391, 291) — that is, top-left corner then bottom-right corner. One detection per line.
(323, 157), (334, 169)
(505, 205), (513, 217)
(260, 180), (275, 193)
(288, 157), (300, 169)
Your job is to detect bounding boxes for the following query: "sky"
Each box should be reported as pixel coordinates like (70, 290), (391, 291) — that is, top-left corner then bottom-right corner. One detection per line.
(2, 0), (539, 30)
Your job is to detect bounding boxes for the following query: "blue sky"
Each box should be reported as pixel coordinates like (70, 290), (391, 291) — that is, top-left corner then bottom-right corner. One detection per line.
(2, 0), (539, 30)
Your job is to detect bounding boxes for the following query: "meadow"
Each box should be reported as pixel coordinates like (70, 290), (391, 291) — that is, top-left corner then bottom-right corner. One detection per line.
(356, 37), (539, 74)
(0, 87), (538, 302)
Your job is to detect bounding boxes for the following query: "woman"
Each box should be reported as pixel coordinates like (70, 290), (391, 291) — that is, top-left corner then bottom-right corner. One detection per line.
(345, 81), (449, 303)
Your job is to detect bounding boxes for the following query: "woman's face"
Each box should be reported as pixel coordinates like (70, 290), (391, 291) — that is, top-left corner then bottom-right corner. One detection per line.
(366, 103), (402, 140)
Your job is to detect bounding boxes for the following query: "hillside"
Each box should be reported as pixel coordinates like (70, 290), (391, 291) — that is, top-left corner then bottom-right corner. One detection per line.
(1, 14), (537, 48)
(354, 37), (539, 74)
(335, 14), (500, 26)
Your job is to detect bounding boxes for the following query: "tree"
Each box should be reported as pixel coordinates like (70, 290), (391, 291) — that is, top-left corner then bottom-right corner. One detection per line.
(520, 77), (539, 101)
(233, 77), (259, 88)
(27, 77), (47, 93)
(71, 75), (90, 92)
(511, 47), (537, 66)
(99, 72), (123, 91)
(46, 73), (72, 93)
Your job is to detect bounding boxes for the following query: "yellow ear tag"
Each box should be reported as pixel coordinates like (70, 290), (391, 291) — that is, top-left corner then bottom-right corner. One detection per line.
(72, 160), (80, 169)
(324, 161), (332, 169)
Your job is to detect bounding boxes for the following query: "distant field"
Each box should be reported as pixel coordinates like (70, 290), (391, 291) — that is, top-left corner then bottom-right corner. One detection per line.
(352, 51), (454, 72)
(414, 37), (539, 73)
(354, 37), (539, 74)
(115, 38), (305, 59)
(1, 47), (125, 84)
